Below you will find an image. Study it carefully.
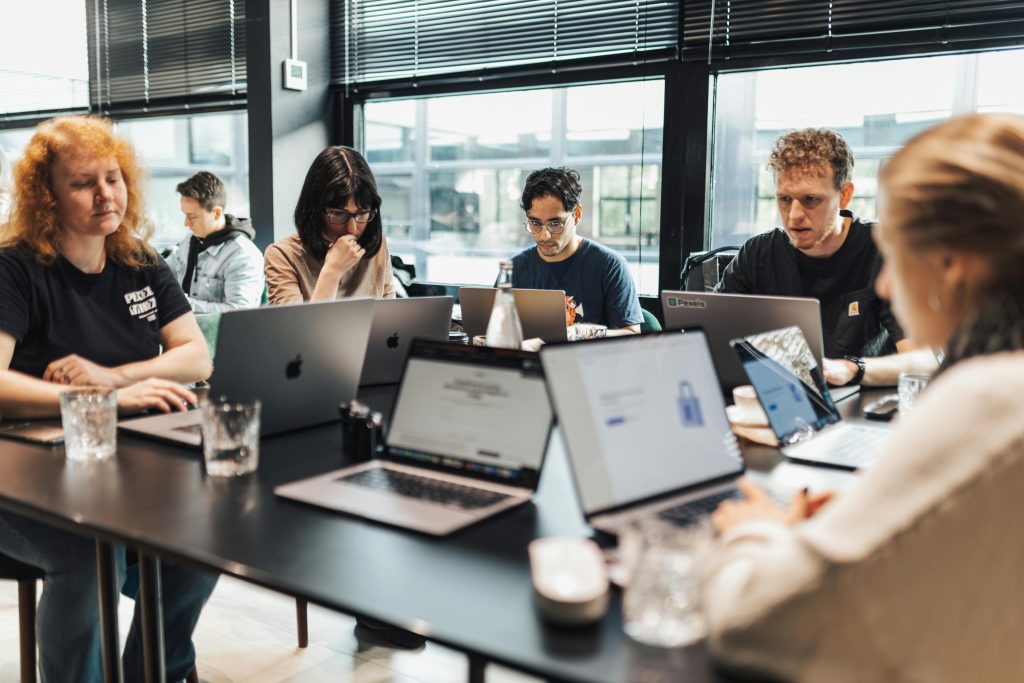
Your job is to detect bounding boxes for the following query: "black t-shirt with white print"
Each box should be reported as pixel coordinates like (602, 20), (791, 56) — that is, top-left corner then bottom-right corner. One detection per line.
(0, 246), (191, 378)
(715, 210), (903, 358)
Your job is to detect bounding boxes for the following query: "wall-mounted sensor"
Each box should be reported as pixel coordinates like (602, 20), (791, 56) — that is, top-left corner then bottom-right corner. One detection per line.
(282, 59), (307, 91)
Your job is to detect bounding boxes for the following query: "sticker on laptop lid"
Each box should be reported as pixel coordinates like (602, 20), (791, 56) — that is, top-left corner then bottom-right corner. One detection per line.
(665, 296), (708, 309)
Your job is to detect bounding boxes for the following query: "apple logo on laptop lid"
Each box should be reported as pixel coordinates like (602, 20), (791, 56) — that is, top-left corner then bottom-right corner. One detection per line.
(285, 354), (303, 379)
(386, 333), (400, 349)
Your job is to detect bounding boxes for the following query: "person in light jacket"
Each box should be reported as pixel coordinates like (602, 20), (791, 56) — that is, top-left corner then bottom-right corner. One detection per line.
(165, 170), (264, 312)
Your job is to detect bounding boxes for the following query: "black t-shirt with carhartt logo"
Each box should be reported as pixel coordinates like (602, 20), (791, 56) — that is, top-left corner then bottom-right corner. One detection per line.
(0, 247), (191, 378)
(715, 210), (902, 358)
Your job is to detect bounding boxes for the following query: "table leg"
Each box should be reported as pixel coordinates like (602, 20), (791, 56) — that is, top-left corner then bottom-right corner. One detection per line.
(96, 540), (123, 683)
(468, 653), (487, 683)
(137, 553), (166, 683)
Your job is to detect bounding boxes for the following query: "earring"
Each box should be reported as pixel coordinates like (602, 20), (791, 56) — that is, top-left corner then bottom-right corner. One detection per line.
(927, 289), (943, 313)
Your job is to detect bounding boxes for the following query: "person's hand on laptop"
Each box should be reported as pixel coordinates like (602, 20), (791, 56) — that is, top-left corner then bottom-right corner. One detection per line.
(713, 478), (834, 534)
(116, 379), (197, 415)
(44, 354), (130, 388)
(823, 357), (859, 386)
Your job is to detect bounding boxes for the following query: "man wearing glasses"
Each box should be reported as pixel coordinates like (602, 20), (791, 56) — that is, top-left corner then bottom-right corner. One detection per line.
(509, 167), (642, 334)
(166, 171), (265, 311)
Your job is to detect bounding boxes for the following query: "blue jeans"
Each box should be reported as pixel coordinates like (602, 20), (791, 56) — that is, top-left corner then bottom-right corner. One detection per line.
(0, 510), (218, 683)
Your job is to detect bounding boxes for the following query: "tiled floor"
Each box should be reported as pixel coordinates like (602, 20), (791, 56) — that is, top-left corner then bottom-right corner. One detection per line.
(0, 576), (541, 683)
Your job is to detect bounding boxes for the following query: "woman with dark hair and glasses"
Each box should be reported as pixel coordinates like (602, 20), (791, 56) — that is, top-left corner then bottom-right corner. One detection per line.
(264, 146), (395, 304)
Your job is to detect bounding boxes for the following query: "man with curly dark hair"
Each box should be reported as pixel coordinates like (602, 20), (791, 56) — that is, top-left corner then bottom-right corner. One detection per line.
(507, 167), (643, 335)
(716, 129), (935, 386)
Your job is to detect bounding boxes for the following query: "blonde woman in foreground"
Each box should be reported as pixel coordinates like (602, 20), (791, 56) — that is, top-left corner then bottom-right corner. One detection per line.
(708, 113), (1024, 682)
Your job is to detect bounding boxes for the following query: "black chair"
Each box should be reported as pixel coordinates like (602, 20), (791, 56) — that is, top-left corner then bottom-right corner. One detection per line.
(0, 552), (44, 683)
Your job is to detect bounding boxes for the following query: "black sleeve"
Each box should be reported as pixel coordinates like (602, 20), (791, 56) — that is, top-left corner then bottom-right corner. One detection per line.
(151, 257), (193, 328)
(872, 254), (904, 344)
(0, 250), (34, 343)
(714, 241), (756, 294)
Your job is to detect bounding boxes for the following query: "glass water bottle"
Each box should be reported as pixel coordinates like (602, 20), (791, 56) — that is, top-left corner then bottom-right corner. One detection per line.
(485, 261), (524, 349)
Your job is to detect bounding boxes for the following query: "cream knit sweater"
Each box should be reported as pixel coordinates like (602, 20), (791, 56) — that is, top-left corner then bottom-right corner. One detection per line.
(706, 351), (1024, 682)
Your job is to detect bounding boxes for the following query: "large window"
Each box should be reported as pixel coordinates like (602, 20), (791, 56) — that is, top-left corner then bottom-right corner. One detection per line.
(363, 80), (664, 293)
(1, 112), (249, 251)
(709, 48), (1024, 249)
(0, 0), (88, 118)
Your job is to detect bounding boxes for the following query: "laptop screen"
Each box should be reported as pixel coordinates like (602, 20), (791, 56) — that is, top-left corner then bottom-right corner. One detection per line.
(541, 331), (742, 516)
(386, 343), (552, 488)
(732, 325), (840, 444)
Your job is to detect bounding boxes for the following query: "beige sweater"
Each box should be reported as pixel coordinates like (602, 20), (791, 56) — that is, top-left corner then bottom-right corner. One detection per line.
(706, 351), (1024, 682)
(264, 234), (395, 304)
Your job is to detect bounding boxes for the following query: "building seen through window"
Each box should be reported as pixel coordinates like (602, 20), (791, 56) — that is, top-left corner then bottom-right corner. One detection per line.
(362, 80), (664, 293)
(710, 48), (1024, 249)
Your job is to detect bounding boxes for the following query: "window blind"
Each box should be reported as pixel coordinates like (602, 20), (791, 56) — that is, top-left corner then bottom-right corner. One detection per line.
(87, 0), (246, 115)
(682, 0), (1024, 65)
(332, 0), (679, 86)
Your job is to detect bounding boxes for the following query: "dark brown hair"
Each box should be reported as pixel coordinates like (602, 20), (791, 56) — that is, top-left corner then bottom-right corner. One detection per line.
(176, 171), (227, 212)
(521, 167), (583, 213)
(293, 146), (383, 260)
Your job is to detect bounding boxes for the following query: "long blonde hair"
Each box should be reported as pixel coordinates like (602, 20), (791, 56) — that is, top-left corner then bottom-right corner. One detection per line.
(881, 113), (1024, 364)
(2, 115), (155, 268)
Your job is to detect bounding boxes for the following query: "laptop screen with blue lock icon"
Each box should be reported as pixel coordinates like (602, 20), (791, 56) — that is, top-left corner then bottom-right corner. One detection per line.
(541, 329), (743, 516)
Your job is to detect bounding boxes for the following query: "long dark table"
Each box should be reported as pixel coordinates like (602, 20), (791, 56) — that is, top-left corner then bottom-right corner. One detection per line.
(0, 384), (873, 683)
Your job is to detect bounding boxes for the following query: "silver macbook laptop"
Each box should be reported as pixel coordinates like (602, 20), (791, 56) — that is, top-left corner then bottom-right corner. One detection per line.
(360, 296), (454, 386)
(119, 298), (375, 447)
(459, 287), (567, 343)
(661, 290), (859, 401)
(731, 326), (888, 471)
(276, 340), (553, 536)
(541, 330), (747, 534)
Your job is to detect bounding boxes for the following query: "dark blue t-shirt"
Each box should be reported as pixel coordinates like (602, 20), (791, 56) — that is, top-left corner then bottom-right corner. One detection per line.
(509, 239), (643, 329)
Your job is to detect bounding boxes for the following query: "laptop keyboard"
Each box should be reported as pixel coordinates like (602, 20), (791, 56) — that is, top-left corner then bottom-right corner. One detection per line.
(658, 490), (739, 527)
(818, 427), (888, 466)
(337, 467), (510, 510)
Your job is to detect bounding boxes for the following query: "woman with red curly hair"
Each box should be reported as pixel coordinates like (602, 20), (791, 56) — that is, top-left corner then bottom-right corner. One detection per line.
(0, 115), (216, 682)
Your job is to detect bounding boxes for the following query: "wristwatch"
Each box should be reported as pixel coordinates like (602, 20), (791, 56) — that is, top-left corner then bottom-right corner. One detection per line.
(842, 355), (866, 385)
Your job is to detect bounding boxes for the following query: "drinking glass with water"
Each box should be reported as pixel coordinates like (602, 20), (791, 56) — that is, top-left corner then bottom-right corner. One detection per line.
(200, 397), (261, 477)
(621, 518), (713, 648)
(60, 387), (117, 461)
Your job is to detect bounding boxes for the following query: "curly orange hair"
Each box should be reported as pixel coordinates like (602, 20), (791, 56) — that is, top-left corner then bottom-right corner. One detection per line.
(2, 115), (155, 268)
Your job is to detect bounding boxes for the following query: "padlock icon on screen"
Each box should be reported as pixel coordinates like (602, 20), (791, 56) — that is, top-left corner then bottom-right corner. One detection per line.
(677, 381), (704, 427)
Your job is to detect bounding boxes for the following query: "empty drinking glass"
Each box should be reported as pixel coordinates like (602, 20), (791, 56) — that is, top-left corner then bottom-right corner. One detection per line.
(621, 518), (713, 648)
(898, 372), (931, 418)
(60, 387), (117, 461)
(201, 398), (261, 477)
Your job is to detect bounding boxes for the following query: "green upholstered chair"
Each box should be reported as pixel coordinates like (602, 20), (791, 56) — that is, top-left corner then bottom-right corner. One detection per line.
(640, 308), (662, 333)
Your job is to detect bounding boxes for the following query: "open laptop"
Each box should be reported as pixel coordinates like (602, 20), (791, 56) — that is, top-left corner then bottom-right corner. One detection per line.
(119, 298), (375, 447)
(731, 325), (888, 471)
(360, 296), (454, 386)
(541, 330), (748, 534)
(275, 340), (554, 536)
(459, 287), (567, 343)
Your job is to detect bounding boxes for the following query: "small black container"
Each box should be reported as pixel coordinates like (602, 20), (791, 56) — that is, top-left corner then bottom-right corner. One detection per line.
(339, 400), (384, 462)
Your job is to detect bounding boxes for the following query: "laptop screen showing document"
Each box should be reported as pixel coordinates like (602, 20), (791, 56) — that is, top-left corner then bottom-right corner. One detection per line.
(732, 326), (840, 443)
(541, 331), (742, 517)
(386, 342), (552, 488)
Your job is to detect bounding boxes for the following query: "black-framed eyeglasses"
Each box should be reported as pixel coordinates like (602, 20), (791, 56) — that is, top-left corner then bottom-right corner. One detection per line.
(324, 208), (376, 225)
(523, 213), (573, 235)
